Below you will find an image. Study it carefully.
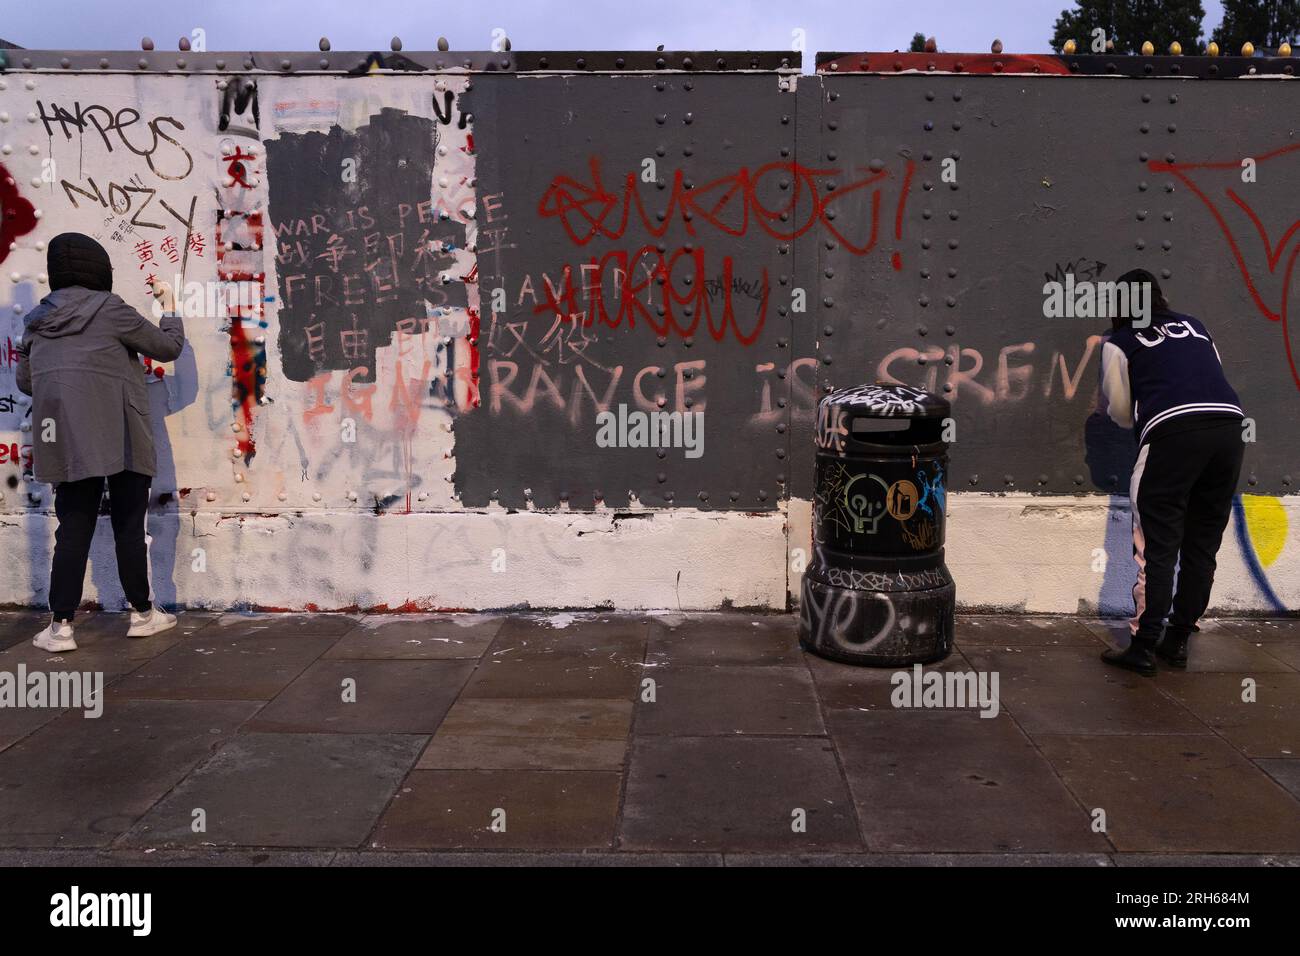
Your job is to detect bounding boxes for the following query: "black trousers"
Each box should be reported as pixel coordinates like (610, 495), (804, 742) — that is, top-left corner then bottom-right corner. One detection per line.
(50, 470), (153, 621)
(1129, 420), (1244, 646)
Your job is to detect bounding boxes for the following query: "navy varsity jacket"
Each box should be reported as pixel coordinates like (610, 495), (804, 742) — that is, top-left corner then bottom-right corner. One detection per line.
(1100, 310), (1243, 446)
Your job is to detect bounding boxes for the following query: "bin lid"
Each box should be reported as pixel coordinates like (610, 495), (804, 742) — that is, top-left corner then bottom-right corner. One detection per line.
(822, 383), (950, 419)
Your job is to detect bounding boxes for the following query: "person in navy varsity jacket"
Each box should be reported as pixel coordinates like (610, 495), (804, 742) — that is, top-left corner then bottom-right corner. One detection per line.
(1098, 269), (1245, 675)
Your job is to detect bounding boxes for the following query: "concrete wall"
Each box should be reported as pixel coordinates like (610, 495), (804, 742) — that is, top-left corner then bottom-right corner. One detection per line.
(0, 48), (1295, 614)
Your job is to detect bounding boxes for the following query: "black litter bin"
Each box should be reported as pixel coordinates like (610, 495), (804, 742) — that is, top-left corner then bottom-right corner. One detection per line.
(798, 383), (956, 665)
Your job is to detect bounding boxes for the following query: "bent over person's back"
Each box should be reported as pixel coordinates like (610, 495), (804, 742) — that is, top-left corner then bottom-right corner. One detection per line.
(1098, 268), (1245, 676)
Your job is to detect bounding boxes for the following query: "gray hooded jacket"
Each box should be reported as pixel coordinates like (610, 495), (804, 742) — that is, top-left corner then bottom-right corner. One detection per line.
(16, 287), (185, 484)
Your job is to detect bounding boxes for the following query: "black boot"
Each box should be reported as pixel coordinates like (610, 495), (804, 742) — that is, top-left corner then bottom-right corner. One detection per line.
(1154, 629), (1190, 669)
(1101, 641), (1157, 676)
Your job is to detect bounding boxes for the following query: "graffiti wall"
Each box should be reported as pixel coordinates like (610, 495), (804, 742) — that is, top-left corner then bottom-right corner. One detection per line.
(0, 47), (1295, 613)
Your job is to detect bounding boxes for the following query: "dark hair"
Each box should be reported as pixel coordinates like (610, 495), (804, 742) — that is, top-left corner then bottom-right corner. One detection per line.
(1111, 268), (1168, 330)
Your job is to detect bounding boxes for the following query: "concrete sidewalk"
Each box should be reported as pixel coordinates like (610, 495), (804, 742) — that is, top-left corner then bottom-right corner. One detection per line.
(0, 611), (1297, 866)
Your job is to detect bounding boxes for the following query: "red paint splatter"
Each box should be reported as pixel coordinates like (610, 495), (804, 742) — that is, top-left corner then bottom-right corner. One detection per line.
(892, 159), (916, 272)
(229, 321), (260, 460)
(246, 601), (471, 614)
(0, 165), (37, 264)
(466, 306), (481, 408)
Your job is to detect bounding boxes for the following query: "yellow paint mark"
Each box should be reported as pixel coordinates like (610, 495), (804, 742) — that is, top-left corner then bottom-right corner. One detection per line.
(1242, 495), (1288, 567)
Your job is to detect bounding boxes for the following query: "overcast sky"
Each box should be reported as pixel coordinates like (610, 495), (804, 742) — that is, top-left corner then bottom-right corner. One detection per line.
(3, 0), (1229, 61)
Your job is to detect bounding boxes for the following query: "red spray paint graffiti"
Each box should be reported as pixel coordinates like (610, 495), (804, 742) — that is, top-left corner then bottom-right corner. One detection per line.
(536, 156), (915, 343)
(0, 165), (38, 263)
(217, 210), (267, 460)
(539, 156), (912, 250)
(1150, 144), (1300, 392)
(228, 319), (265, 460)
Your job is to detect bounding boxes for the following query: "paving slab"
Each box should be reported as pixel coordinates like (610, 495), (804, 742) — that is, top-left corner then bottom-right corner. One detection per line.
(1259, 640), (1300, 671)
(1035, 734), (1300, 853)
(462, 655), (642, 699)
(417, 735), (629, 771)
(0, 612), (207, 684)
(1219, 618), (1300, 643)
(619, 736), (861, 852)
(0, 702), (66, 755)
(960, 646), (1209, 736)
(1084, 619), (1291, 673)
(0, 699), (259, 847)
(1112, 854), (1300, 867)
(635, 664), (824, 736)
(830, 708), (1108, 853)
(0, 610), (1294, 860)
(61, 611), (221, 643)
(0, 849), (337, 866)
(204, 613), (362, 640)
(725, 853), (1113, 867)
(110, 630), (340, 700)
(324, 614), (503, 659)
(246, 660), (474, 734)
(957, 616), (1104, 647)
(333, 850), (722, 866)
(417, 698), (632, 771)
(0, 611), (71, 652)
(1086, 616), (1237, 646)
(1255, 758), (1300, 800)
(486, 615), (649, 662)
(372, 770), (622, 849)
(433, 698), (633, 739)
(123, 733), (425, 848)
(647, 613), (802, 665)
(805, 648), (978, 712)
(1156, 672), (1300, 758)
(0, 617), (128, 755)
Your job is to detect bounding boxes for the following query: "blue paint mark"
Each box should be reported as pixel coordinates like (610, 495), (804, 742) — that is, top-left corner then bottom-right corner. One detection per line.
(1232, 495), (1287, 612)
(916, 463), (946, 516)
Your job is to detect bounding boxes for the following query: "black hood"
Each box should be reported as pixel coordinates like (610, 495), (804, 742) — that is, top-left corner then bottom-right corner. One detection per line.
(47, 232), (113, 292)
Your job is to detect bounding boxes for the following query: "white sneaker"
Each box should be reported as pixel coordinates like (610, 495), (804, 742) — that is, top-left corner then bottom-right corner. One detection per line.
(127, 605), (177, 638)
(33, 619), (77, 653)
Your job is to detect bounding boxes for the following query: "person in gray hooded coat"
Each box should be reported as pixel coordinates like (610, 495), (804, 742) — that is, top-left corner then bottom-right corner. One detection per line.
(16, 232), (185, 652)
